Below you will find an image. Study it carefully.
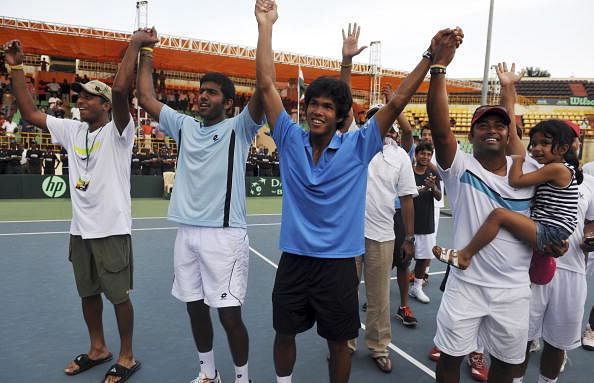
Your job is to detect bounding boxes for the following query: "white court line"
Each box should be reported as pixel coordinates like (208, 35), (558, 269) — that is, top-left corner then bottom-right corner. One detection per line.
(0, 223), (281, 237)
(248, 245), (436, 379)
(0, 213), (282, 224)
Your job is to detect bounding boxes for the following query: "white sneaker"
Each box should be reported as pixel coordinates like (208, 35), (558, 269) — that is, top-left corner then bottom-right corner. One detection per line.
(409, 285), (430, 303)
(191, 370), (222, 383)
(583, 324), (594, 351)
(529, 338), (541, 353)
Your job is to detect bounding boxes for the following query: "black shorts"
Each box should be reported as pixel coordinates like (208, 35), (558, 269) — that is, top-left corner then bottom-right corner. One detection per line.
(272, 252), (360, 341)
(392, 209), (411, 269)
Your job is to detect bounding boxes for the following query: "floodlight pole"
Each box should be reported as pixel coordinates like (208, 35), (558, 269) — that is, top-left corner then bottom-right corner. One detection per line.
(480, 0), (495, 106)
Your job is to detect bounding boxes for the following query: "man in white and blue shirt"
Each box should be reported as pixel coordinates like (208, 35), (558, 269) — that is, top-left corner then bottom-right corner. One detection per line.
(136, 27), (264, 383)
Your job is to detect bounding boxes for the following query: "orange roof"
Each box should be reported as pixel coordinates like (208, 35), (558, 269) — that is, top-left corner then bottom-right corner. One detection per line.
(0, 22), (479, 94)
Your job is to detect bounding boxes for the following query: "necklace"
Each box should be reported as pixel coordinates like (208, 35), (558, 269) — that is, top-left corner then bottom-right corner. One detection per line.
(84, 126), (105, 170)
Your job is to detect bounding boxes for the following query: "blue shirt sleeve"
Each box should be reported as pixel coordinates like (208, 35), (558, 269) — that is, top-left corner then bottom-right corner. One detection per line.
(352, 116), (384, 164)
(234, 107), (264, 145)
(159, 104), (191, 143)
(272, 111), (298, 154)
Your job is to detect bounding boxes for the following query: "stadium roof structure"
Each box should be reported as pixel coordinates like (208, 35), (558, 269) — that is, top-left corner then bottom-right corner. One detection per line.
(1, 16), (481, 94)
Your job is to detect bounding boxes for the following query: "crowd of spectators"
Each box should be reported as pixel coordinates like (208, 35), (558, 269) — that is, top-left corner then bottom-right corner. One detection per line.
(246, 146), (280, 177)
(0, 141), (59, 175)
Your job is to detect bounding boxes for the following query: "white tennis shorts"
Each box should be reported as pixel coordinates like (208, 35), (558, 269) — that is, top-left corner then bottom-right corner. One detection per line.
(171, 225), (249, 307)
(434, 275), (531, 364)
(414, 233), (435, 260)
(528, 268), (587, 350)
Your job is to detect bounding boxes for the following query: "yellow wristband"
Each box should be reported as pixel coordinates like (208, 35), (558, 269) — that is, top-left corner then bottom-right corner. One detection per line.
(341, 63), (352, 68)
(140, 47), (154, 53)
(10, 64), (24, 70)
(430, 64), (447, 70)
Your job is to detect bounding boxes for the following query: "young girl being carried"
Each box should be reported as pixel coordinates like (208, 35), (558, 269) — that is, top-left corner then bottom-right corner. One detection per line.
(433, 63), (583, 284)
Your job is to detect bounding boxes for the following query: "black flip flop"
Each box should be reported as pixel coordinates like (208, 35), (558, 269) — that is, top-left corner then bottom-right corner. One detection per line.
(65, 352), (113, 376)
(103, 361), (141, 383)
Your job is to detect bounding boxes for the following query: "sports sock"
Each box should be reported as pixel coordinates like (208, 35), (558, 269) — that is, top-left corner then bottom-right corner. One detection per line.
(234, 362), (249, 383)
(198, 350), (216, 379)
(537, 374), (557, 383)
(414, 278), (423, 289)
(276, 374), (292, 383)
(512, 378), (524, 383)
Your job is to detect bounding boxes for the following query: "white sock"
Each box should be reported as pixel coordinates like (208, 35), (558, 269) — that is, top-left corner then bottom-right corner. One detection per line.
(276, 374), (292, 383)
(537, 375), (557, 383)
(512, 378), (524, 383)
(414, 278), (423, 289)
(198, 350), (216, 379)
(235, 362), (249, 383)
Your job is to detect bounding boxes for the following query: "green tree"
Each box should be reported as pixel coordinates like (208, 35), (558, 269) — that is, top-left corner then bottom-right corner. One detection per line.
(523, 66), (551, 77)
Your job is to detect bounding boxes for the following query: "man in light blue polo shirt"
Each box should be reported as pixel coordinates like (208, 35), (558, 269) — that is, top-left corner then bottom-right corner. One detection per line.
(254, 1), (463, 382)
(134, 28), (264, 383)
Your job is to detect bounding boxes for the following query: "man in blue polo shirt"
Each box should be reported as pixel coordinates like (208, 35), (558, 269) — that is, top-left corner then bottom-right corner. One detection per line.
(254, 1), (463, 382)
(134, 28), (264, 383)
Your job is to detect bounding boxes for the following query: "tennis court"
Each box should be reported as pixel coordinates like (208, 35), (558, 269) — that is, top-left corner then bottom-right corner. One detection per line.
(1, 198), (592, 382)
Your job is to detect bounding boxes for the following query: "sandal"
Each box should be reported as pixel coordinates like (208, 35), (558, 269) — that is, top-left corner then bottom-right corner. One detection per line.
(432, 246), (464, 270)
(64, 353), (113, 376)
(372, 356), (392, 373)
(103, 361), (141, 383)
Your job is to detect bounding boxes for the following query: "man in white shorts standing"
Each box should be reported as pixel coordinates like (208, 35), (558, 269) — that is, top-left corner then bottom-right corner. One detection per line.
(427, 47), (541, 382)
(134, 28), (264, 383)
(409, 142), (441, 304)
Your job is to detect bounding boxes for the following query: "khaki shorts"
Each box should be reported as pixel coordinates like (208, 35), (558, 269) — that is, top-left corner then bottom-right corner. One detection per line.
(69, 234), (133, 304)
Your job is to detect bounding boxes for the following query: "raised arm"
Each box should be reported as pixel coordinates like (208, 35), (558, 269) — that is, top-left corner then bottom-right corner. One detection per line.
(255, 0), (284, 131)
(340, 22), (367, 130)
(3, 40), (47, 129)
(247, 87), (265, 124)
(426, 28), (464, 169)
(496, 62), (525, 155)
(112, 30), (153, 134)
(380, 84), (413, 151)
(135, 28), (164, 122)
(397, 112), (414, 153)
(340, 23), (367, 87)
(374, 29), (463, 138)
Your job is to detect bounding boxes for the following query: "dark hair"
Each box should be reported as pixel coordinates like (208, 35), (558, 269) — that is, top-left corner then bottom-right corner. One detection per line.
(200, 72), (235, 101)
(415, 141), (434, 154)
(304, 76), (352, 130)
(528, 119), (583, 184)
(420, 125), (431, 135)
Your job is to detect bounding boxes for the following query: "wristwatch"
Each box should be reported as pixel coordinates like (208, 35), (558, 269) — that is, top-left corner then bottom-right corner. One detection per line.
(422, 49), (433, 61)
(404, 235), (415, 244)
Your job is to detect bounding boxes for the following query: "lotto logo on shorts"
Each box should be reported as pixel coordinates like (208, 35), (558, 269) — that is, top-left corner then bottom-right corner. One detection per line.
(220, 293), (227, 300)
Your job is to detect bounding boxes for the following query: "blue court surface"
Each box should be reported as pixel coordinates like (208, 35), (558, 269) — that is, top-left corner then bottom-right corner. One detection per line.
(1, 214), (593, 382)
